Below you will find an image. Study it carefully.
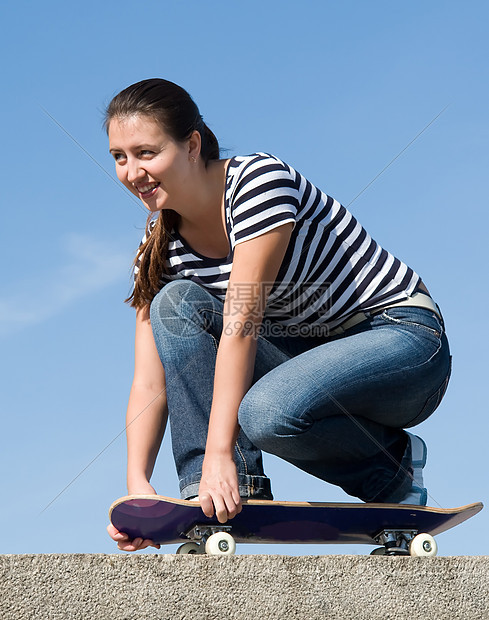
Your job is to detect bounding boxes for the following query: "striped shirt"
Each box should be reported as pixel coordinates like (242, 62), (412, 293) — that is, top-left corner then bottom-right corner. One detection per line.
(135, 153), (420, 335)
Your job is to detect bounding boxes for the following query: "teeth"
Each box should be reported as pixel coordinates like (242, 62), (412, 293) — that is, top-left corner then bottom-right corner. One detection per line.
(139, 183), (159, 193)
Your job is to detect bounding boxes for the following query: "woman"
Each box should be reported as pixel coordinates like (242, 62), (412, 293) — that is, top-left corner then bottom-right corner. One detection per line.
(106, 78), (451, 552)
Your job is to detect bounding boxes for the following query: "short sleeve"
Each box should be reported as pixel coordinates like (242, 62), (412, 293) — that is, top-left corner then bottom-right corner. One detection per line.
(228, 154), (298, 248)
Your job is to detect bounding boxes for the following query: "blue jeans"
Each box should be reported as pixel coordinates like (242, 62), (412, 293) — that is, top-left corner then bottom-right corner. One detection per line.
(150, 280), (451, 502)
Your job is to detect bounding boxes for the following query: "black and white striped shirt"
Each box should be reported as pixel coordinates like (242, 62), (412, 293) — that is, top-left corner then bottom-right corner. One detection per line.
(136, 153), (420, 334)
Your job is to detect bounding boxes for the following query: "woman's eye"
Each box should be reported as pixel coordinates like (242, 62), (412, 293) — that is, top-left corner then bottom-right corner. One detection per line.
(112, 152), (126, 162)
(140, 150), (154, 157)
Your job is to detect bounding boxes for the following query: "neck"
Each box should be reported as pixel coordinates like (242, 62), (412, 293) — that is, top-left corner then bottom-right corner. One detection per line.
(178, 158), (228, 230)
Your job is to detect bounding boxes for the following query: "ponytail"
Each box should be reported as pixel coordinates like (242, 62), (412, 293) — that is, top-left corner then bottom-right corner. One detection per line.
(125, 209), (179, 308)
(201, 122), (220, 163)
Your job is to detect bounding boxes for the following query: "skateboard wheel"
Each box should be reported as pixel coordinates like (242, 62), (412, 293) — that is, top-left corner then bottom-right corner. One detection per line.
(205, 532), (236, 556)
(370, 547), (386, 556)
(409, 533), (438, 557)
(176, 542), (201, 555)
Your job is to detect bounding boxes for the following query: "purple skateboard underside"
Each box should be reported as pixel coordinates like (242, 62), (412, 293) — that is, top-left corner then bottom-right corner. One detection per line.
(110, 499), (482, 546)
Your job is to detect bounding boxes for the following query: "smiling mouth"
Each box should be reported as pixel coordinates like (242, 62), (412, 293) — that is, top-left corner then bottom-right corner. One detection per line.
(137, 182), (160, 197)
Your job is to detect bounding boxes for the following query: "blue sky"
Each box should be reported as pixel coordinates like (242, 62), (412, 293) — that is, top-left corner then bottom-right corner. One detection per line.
(1, 1), (487, 556)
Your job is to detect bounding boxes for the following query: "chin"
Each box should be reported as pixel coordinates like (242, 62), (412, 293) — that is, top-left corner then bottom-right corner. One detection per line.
(144, 193), (169, 213)
(142, 198), (163, 213)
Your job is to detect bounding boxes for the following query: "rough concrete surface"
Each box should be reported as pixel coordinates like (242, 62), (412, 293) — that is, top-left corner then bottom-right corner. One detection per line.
(1, 554), (488, 620)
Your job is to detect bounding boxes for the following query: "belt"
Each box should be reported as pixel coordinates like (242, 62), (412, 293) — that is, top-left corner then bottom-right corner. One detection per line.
(328, 292), (442, 337)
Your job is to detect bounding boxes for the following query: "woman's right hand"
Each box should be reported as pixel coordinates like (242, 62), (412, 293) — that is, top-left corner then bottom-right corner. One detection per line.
(106, 522), (160, 552)
(107, 480), (161, 551)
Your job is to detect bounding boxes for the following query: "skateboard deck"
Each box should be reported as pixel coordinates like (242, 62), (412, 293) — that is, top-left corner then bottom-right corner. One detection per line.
(109, 495), (483, 556)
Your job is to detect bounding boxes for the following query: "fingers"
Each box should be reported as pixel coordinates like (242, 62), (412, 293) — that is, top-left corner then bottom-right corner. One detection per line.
(199, 492), (215, 519)
(199, 489), (242, 523)
(117, 537), (160, 552)
(210, 494), (229, 524)
(232, 488), (243, 515)
(107, 523), (126, 542)
(225, 490), (242, 519)
(107, 523), (160, 552)
(199, 454), (242, 522)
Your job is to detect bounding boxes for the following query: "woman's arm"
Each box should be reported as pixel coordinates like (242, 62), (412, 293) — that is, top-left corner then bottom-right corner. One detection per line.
(108, 304), (167, 551)
(199, 222), (294, 522)
(126, 304), (168, 493)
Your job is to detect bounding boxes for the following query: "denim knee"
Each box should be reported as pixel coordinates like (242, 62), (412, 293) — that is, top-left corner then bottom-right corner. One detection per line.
(150, 280), (204, 318)
(239, 388), (295, 453)
(150, 281), (221, 339)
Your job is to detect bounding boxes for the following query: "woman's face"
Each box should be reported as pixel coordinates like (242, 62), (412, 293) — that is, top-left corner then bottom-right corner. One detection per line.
(108, 115), (193, 213)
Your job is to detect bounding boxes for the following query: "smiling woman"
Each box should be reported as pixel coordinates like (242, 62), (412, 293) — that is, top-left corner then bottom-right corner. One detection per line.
(104, 78), (451, 554)
(105, 79), (224, 309)
(109, 116), (195, 208)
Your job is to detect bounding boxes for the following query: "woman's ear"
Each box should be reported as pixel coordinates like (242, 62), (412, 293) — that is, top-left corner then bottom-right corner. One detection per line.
(188, 130), (202, 161)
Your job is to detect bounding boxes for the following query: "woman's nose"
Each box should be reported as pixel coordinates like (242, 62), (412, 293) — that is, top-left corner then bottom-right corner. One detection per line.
(127, 159), (145, 183)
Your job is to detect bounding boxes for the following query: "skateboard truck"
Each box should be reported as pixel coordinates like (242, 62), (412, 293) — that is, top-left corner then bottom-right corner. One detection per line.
(176, 524), (236, 556)
(372, 529), (438, 557)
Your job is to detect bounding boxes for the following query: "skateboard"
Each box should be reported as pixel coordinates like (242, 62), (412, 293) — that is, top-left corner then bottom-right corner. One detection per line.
(109, 495), (483, 556)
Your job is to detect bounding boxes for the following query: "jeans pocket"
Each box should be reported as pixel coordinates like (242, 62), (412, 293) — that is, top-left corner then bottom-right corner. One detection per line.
(380, 308), (443, 339)
(404, 356), (452, 428)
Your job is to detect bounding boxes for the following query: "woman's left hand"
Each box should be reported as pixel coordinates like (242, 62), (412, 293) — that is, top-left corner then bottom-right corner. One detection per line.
(198, 452), (242, 523)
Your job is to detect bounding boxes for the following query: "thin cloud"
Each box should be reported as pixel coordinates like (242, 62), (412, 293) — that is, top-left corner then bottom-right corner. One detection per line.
(0, 233), (129, 337)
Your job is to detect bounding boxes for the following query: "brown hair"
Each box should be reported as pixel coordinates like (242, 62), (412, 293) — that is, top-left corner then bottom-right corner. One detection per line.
(105, 78), (220, 309)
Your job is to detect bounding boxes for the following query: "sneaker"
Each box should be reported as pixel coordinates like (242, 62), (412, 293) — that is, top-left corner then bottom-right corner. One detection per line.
(398, 433), (428, 506)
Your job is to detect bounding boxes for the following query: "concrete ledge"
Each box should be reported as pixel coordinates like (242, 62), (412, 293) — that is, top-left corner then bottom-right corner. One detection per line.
(2, 554), (488, 619)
